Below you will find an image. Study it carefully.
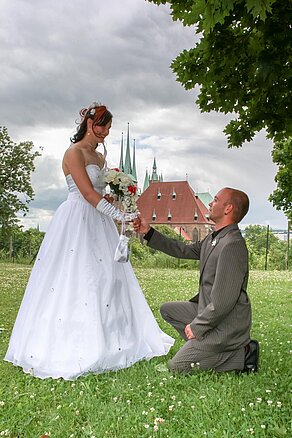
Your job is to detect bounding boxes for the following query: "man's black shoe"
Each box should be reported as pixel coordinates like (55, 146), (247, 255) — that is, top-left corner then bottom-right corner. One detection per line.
(241, 340), (259, 374)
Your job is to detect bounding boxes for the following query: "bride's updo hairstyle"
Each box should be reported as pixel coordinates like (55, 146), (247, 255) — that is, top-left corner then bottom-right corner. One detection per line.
(71, 102), (113, 143)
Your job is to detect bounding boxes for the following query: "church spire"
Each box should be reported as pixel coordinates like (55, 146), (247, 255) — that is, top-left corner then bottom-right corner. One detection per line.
(151, 157), (158, 182)
(143, 169), (149, 192)
(119, 132), (124, 171)
(132, 139), (137, 181)
(124, 122), (132, 175)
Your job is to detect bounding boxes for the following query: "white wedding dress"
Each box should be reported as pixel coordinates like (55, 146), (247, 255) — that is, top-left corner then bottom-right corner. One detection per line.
(5, 164), (174, 380)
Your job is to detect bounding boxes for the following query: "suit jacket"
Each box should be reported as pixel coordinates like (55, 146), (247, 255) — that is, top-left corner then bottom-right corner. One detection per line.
(146, 224), (251, 352)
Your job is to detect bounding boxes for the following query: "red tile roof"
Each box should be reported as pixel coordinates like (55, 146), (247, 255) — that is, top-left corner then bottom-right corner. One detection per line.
(137, 181), (213, 225)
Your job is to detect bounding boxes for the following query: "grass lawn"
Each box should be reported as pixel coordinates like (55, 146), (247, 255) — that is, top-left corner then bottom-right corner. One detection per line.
(0, 263), (291, 437)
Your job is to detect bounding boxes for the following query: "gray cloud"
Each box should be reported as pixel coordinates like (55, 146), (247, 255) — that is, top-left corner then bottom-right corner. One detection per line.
(1, 0), (287, 231)
(30, 156), (67, 210)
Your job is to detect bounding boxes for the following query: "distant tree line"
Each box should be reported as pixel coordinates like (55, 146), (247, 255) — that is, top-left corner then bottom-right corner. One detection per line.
(0, 227), (45, 262)
(0, 223), (290, 271)
(1, 119), (291, 270)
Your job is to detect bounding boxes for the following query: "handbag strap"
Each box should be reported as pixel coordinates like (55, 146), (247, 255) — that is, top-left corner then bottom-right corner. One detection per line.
(121, 220), (126, 235)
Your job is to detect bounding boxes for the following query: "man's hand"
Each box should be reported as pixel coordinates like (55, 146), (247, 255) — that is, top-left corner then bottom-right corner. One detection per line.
(133, 216), (151, 234)
(185, 324), (196, 340)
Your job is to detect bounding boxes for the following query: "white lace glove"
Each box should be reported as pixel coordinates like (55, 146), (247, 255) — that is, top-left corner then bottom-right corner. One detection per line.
(96, 198), (138, 222)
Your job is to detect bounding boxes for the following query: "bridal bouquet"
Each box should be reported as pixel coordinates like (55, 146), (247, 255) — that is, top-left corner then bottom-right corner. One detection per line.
(104, 168), (139, 213)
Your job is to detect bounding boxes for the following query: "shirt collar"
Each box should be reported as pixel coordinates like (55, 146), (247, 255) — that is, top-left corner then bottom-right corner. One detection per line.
(211, 225), (228, 240)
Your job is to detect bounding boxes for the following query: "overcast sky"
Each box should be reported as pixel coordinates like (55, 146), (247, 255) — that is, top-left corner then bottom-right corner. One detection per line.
(1, 0), (288, 231)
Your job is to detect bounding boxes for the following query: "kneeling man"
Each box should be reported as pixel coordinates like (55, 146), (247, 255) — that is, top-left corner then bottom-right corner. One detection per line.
(134, 187), (259, 374)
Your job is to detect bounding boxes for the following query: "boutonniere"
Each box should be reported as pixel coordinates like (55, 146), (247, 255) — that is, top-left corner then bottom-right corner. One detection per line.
(211, 239), (217, 247)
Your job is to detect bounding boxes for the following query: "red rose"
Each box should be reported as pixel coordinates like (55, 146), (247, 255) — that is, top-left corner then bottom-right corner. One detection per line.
(113, 168), (120, 171)
(128, 185), (137, 195)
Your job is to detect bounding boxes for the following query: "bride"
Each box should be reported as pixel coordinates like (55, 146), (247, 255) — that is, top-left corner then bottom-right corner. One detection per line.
(4, 102), (174, 380)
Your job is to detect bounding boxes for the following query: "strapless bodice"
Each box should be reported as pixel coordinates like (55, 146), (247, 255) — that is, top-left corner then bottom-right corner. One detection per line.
(65, 164), (106, 195)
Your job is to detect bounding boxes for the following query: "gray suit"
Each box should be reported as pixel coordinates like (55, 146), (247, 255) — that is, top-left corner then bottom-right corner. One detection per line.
(146, 223), (252, 373)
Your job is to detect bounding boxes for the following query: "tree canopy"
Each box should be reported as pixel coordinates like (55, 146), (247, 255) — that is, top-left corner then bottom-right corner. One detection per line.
(269, 137), (292, 221)
(148, 0), (292, 217)
(0, 127), (41, 227)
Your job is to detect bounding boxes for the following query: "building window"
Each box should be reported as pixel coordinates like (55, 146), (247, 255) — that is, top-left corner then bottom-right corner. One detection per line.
(167, 209), (172, 221)
(192, 227), (199, 242)
(205, 213), (209, 220)
(172, 189), (176, 200)
(194, 208), (198, 221)
(152, 209), (156, 221)
(157, 189), (161, 200)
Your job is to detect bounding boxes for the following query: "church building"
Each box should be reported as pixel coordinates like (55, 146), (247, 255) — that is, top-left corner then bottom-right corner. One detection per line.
(137, 179), (213, 241)
(118, 125), (214, 241)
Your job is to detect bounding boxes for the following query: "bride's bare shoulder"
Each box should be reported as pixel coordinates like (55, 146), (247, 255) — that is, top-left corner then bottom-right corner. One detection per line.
(62, 144), (85, 173)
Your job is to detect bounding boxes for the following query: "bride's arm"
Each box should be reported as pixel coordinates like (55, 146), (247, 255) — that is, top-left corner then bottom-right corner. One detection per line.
(63, 148), (137, 222)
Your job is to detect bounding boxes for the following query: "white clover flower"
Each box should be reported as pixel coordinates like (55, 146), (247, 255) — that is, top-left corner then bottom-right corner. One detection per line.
(0, 401), (4, 407)
(153, 425), (159, 432)
(144, 424), (149, 429)
(261, 425), (266, 429)
(154, 418), (165, 424)
(267, 400), (273, 405)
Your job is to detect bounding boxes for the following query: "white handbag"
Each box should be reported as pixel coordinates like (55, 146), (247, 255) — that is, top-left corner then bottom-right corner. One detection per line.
(114, 221), (130, 263)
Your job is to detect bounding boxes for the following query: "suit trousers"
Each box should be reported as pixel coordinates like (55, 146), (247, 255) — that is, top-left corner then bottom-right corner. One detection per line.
(160, 301), (245, 374)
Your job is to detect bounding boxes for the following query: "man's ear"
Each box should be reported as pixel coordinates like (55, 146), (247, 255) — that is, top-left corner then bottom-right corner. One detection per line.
(225, 203), (233, 215)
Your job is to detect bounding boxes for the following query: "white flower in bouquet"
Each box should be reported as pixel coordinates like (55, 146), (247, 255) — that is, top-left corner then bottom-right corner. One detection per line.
(104, 168), (139, 213)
